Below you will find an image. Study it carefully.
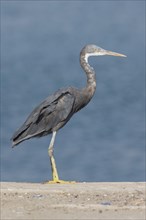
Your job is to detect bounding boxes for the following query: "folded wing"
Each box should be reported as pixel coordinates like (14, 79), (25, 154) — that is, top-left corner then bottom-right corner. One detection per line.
(12, 88), (75, 146)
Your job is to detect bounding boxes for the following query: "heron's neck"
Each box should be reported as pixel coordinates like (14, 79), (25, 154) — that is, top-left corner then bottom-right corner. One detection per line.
(80, 53), (96, 95)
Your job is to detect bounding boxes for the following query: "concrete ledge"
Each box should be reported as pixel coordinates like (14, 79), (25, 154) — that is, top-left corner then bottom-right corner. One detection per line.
(1, 182), (145, 219)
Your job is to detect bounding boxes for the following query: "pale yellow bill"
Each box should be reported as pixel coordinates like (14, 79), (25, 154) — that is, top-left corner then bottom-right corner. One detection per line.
(105, 50), (127, 57)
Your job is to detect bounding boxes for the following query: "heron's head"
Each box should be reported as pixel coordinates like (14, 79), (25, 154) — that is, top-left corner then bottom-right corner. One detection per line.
(81, 44), (126, 62)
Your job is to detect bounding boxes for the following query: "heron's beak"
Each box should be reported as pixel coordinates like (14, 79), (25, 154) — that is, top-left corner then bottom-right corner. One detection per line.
(105, 50), (127, 57)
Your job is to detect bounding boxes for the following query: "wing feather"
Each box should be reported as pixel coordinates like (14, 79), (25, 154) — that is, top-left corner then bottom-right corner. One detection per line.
(12, 88), (75, 146)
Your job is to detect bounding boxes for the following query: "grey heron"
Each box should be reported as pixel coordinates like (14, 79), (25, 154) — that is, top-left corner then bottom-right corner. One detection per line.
(11, 44), (126, 183)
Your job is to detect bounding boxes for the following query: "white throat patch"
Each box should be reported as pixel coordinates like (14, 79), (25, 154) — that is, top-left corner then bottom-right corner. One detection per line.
(85, 52), (104, 62)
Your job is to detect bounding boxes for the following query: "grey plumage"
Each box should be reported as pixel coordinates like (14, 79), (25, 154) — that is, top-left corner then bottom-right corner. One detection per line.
(12, 45), (126, 147)
(12, 87), (91, 146)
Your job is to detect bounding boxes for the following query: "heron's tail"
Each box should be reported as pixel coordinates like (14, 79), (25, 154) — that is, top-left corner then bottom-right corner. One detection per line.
(11, 122), (34, 147)
(11, 125), (30, 147)
(11, 123), (46, 147)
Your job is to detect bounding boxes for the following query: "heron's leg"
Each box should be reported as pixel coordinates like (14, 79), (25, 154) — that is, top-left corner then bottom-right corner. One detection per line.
(48, 131), (59, 182)
(45, 131), (76, 184)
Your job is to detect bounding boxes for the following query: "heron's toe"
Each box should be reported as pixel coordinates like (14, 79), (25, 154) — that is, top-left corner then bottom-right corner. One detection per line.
(42, 179), (76, 184)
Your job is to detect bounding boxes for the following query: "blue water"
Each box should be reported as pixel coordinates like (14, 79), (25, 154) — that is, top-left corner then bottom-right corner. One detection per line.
(1, 1), (145, 182)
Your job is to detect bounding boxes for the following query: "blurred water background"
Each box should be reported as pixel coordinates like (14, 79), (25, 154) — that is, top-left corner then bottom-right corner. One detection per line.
(1, 1), (145, 182)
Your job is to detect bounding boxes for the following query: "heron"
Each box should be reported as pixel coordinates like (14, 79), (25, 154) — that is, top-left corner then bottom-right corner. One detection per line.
(11, 44), (126, 183)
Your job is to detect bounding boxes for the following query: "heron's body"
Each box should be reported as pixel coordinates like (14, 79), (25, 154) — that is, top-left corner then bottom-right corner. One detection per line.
(12, 86), (95, 146)
(12, 44), (126, 183)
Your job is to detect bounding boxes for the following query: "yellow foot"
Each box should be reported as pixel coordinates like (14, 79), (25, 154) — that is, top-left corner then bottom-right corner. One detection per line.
(43, 179), (76, 184)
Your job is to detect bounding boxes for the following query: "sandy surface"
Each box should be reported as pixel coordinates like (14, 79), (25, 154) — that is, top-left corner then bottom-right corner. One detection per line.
(1, 182), (145, 219)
